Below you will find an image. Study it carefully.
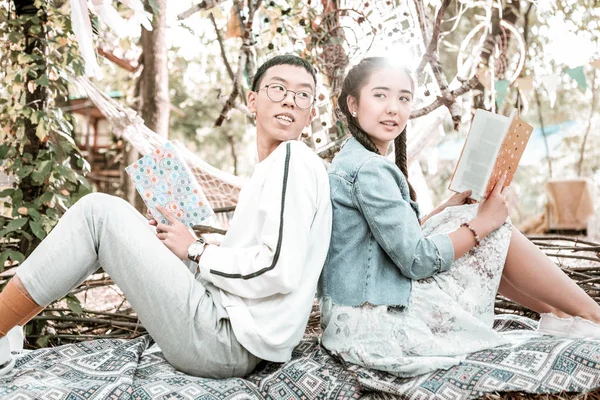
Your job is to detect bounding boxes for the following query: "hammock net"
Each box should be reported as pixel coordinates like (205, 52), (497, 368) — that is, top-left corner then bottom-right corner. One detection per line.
(72, 77), (245, 211)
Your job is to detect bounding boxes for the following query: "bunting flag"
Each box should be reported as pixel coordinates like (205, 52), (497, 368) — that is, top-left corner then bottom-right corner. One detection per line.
(476, 66), (492, 89)
(70, 0), (101, 77)
(121, 0), (153, 31)
(517, 89), (530, 113)
(515, 76), (534, 91)
(566, 66), (588, 91)
(592, 59), (600, 70)
(226, 6), (243, 39)
(541, 74), (559, 108)
(91, 0), (127, 37)
(494, 80), (510, 108)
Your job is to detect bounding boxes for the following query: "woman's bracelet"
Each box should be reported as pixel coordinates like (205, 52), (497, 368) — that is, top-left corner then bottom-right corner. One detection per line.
(460, 222), (480, 247)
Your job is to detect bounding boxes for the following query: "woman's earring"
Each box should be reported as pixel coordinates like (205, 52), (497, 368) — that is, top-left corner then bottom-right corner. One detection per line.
(351, 111), (357, 117)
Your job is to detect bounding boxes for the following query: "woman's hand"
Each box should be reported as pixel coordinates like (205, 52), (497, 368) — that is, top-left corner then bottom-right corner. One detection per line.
(441, 190), (475, 209)
(420, 190), (474, 225)
(477, 175), (510, 232)
(150, 206), (197, 260)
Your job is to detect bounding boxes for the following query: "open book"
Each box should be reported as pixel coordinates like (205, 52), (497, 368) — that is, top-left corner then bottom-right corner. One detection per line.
(125, 141), (215, 228)
(448, 109), (533, 202)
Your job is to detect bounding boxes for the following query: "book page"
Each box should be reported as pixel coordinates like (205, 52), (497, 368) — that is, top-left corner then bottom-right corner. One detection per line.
(483, 114), (533, 198)
(449, 110), (510, 201)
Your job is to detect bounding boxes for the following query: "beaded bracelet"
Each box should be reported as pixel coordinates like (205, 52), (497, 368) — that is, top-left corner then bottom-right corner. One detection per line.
(460, 222), (480, 247)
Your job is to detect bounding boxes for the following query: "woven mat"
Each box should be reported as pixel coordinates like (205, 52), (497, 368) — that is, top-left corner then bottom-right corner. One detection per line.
(1, 315), (600, 399)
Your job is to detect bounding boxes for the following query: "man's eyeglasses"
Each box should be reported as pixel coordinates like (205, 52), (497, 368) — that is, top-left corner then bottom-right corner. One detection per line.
(258, 84), (315, 109)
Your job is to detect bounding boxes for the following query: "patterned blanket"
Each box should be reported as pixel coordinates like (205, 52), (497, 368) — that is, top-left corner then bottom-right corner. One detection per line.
(1, 315), (599, 399)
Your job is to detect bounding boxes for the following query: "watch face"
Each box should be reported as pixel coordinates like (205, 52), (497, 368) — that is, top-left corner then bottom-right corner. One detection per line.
(189, 243), (204, 257)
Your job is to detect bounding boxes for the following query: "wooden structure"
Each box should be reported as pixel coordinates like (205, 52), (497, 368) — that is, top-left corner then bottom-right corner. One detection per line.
(545, 178), (595, 233)
(64, 93), (125, 194)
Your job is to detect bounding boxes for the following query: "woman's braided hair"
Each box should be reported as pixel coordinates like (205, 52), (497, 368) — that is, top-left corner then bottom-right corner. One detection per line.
(338, 57), (417, 201)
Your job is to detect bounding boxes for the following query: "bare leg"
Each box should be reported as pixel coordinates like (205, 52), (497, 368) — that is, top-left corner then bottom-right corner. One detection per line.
(502, 227), (600, 323)
(498, 276), (571, 318)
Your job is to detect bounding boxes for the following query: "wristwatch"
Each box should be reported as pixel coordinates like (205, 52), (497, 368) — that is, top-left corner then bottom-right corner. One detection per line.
(187, 237), (207, 262)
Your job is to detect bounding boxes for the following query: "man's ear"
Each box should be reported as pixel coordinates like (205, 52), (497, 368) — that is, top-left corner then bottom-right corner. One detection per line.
(305, 106), (317, 128)
(347, 95), (358, 115)
(248, 91), (257, 114)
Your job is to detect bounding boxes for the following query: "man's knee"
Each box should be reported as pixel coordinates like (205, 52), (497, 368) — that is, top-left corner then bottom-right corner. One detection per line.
(77, 193), (131, 213)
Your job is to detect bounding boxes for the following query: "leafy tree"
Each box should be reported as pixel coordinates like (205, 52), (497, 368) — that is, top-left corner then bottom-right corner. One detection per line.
(0, 0), (91, 268)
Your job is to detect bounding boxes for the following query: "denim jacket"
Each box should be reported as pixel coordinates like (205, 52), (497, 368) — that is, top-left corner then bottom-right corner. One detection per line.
(318, 137), (455, 307)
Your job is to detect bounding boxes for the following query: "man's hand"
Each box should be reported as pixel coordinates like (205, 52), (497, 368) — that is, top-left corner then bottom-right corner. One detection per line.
(151, 206), (197, 260)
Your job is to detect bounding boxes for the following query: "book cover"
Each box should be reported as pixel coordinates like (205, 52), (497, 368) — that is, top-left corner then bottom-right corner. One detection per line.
(449, 109), (533, 201)
(482, 112), (533, 198)
(125, 141), (215, 228)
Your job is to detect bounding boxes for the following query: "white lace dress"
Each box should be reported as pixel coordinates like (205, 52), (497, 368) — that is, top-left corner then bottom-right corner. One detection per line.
(321, 204), (513, 377)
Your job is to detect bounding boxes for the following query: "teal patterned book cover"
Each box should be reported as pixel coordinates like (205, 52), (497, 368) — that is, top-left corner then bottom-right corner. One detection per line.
(125, 141), (215, 228)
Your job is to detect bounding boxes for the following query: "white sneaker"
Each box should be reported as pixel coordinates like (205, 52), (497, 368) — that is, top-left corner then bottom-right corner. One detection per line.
(536, 313), (574, 337)
(568, 316), (600, 339)
(0, 336), (15, 376)
(6, 326), (24, 354)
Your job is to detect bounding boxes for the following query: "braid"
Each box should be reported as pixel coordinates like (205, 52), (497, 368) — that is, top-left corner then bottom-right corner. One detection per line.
(347, 117), (380, 155)
(394, 128), (417, 201)
(337, 57), (417, 201)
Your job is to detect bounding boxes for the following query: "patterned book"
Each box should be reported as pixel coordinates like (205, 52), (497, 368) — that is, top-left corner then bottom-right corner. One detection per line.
(125, 141), (215, 228)
(449, 109), (533, 201)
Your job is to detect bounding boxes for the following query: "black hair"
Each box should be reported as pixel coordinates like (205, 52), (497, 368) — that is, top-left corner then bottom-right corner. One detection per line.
(338, 57), (417, 201)
(251, 54), (317, 92)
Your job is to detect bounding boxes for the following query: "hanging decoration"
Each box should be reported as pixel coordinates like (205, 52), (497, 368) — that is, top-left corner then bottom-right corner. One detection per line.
(90, 0), (127, 38)
(70, 0), (101, 77)
(69, 0), (152, 78)
(566, 66), (588, 91)
(540, 74), (560, 108)
(494, 80), (510, 108)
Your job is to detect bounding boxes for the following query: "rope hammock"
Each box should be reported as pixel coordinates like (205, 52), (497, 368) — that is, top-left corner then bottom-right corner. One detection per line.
(72, 77), (245, 211)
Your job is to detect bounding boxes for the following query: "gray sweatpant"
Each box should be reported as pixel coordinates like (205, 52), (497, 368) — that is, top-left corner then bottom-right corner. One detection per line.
(16, 193), (260, 378)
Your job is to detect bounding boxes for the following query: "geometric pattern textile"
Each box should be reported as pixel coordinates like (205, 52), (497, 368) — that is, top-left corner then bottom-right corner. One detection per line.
(1, 315), (600, 399)
(352, 315), (600, 399)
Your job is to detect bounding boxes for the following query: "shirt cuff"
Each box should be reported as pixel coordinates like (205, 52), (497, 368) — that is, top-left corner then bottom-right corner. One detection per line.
(198, 245), (220, 283)
(428, 233), (454, 272)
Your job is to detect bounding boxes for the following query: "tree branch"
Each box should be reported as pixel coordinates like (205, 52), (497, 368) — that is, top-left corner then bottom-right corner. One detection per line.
(214, 52), (246, 127)
(213, 0), (262, 126)
(412, 0), (468, 129)
(410, 75), (480, 123)
(209, 12), (234, 82)
(577, 71), (597, 176)
(414, 0), (451, 78)
(177, 0), (226, 20)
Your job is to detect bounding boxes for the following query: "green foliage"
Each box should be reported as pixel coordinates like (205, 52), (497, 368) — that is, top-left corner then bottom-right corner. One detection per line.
(0, 2), (91, 272)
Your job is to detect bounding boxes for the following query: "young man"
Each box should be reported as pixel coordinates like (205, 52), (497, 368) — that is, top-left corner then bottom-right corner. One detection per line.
(0, 55), (332, 378)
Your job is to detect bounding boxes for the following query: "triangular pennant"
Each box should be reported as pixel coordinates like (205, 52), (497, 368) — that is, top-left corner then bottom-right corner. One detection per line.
(226, 6), (243, 39)
(592, 59), (600, 70)
(495, 80), (510, 108)
(91, 0), (127, 37)
(515, 76), (533, 92)
(566, 66), (587, 91)
(476, 66), (492, 89)
(541, 74), (559, 108)
(517, 89), (530, 113)
(70, 0), (101, 77)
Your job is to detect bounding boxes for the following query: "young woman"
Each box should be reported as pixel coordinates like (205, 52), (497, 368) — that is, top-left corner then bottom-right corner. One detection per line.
(318, 57), (600, 377)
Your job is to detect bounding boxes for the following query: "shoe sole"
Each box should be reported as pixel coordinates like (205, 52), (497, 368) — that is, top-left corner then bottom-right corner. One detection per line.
(0, 357), (14, 376)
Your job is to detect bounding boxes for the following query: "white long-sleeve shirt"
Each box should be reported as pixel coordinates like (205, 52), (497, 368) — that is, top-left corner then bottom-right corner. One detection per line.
(199, 140), (332, 362)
